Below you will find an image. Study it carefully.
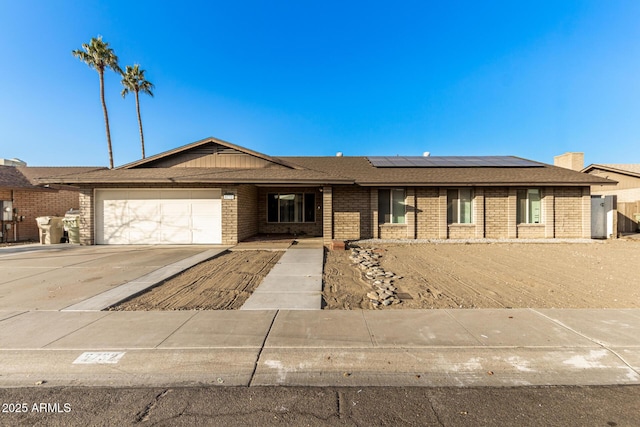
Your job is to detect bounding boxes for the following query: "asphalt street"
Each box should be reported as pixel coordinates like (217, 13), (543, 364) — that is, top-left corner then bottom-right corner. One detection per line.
(1, 385), (639, 426)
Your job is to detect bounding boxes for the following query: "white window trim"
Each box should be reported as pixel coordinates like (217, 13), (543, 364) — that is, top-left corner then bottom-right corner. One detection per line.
(448, 188), (474, 224)
(517, 188), (543, 225)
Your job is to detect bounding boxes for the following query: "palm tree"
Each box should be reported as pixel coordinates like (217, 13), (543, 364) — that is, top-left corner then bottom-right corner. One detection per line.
(72, 36), (122, 169)
(121, 64), (154, 159)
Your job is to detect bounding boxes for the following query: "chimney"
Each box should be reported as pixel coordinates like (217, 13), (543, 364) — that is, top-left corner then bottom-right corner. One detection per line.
(553, 152), (584, 171)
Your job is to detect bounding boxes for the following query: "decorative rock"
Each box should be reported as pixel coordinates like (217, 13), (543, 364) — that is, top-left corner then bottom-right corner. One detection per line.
(350, 247), (402, 309)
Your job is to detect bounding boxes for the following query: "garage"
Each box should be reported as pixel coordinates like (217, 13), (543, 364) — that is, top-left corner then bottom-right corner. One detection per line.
(95, 189), (222, 244)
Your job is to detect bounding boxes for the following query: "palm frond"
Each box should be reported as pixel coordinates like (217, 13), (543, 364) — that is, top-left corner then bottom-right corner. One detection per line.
(120, 64), (155, 97)
(72, 36), (120, 73)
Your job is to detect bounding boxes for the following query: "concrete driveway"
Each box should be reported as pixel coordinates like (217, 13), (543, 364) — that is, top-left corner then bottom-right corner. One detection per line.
(0, 244), (224, 311)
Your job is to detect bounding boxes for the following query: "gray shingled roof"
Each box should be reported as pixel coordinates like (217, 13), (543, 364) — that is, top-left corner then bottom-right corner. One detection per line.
(0, 166), (106, 190)
(31, 166), (353, 185)
(34, 156), (615, 187)
(281, 156), (614, 186)
(0, 166), (35, 189)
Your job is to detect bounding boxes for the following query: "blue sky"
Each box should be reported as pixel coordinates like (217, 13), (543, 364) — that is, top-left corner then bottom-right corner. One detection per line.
(1, 1), (639, 167)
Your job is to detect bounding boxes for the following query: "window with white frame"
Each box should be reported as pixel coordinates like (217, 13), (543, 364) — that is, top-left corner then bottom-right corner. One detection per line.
(447, 188), (473, 224)
(267, 193), (315, 223)
(517, 188), (542, 224)
(378, 189), (405, 224)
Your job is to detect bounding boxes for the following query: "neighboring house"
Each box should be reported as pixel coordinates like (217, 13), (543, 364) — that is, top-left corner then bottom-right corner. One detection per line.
(37, 137), (614, 246)
(0, 164), (104, 242)
(582, 163), (640, 233)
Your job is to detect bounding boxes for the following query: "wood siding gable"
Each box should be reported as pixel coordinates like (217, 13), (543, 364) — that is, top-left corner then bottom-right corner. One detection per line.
(128, 141), (288, 169)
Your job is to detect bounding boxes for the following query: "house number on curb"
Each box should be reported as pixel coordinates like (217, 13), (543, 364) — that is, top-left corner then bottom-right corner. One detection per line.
(73, 352), (126, 364)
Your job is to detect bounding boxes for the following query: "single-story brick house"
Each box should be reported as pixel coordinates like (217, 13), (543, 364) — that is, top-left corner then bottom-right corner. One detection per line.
(36, 137), (615, 245)
(0, 165), (103, 242)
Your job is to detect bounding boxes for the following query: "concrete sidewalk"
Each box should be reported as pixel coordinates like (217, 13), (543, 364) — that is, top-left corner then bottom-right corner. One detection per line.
(240, 245), (324, 310)
(0, 308), (638, 388)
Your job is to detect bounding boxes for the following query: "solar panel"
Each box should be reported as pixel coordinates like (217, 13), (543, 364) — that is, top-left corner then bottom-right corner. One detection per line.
(367, 156), (543, 168)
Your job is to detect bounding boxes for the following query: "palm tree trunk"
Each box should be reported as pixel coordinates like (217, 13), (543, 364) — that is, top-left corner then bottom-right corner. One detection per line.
(99, 69), (115, 169)
(135, 90), (145, 159)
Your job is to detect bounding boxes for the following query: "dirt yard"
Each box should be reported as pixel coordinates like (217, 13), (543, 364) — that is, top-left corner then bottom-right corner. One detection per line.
(111, 240), (640, 311)
(112, 250), (282, 310)
(322, 241), (640, 309)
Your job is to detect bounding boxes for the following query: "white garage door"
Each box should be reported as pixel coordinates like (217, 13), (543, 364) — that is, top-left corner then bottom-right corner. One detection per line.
(95, 189), (222, 244)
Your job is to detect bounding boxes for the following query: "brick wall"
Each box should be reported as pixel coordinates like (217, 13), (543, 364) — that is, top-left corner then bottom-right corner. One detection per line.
(474, 188), (485, 238)
(517, 224), (546, 238)
(236, 185), (258, 242)
(333, 186), (372, 240)
(78, 188), (94, 245)
(415, 188), (439, 238)
(406, 188), (416, 239)
(554, 187), (584, 238)
(257, 187), (323, 236)
(448, 224), (477, 239)
(323, 186), (332, 244)
(379, 224), (410, 239)
(484, 187), (509, 238)
(544, 188), (555, 238)
(10, 189), (80, 242)
(221, 187), (238, 245)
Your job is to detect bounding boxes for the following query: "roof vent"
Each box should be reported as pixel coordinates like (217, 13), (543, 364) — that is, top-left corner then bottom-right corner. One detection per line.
(423, 152), (430, 157)
(336, 152), (343, 157)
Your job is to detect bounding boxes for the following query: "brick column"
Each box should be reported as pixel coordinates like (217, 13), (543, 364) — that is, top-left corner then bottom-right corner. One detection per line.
(507, 188), (517, 239)
(370, 188), (379, 239)
(323, 186), (333, 245)
(221, 187), (238, 245)
(581, 186), (592, 238)
(79, 188), (94, 245)
(406, 187), (416, 239)
(438, 188), (448, 239)
(474, 188), (485, 238)
(544, 188), (555, 238)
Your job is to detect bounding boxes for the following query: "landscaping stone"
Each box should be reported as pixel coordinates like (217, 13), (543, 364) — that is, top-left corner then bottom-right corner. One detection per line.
(348, 246), (402, 309)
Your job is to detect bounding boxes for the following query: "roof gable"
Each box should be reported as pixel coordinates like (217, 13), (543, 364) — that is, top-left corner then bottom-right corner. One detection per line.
(118, 137), (300, 170)
(583, 164), (640, 179)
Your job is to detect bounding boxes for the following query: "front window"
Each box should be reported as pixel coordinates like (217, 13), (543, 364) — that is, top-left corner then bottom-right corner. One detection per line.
(378, 189), (405, 224)
(447, 188), (473, 224)
(517, 189), (542, 224)
(267, 193), (315, 223)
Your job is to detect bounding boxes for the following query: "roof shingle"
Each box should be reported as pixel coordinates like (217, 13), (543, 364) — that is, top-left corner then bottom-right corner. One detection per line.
(34, 156), (615, 186)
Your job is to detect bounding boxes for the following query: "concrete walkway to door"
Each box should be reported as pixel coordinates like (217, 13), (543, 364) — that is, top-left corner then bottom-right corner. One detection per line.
(241, 239), (324, 310)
